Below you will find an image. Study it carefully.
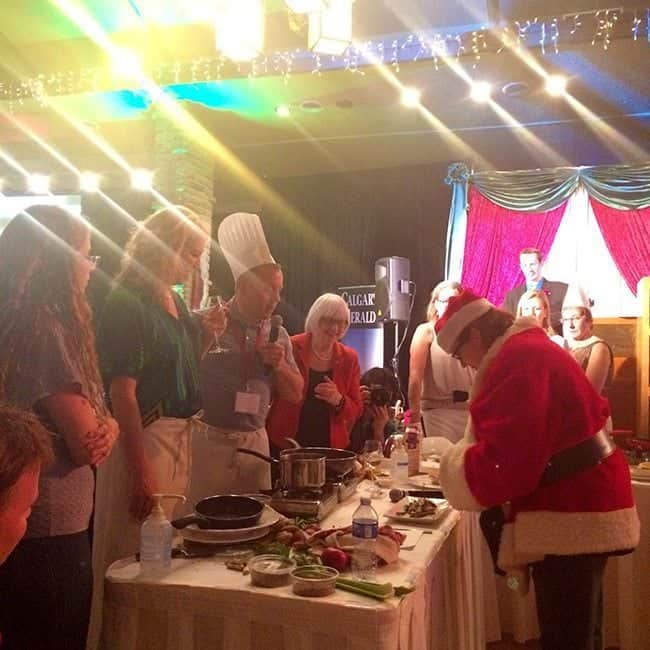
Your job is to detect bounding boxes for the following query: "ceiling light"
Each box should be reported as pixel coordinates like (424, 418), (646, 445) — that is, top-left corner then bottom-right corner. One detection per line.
(80, 172), (101, 193)
(308, 0), (354, 56)
(275, 105), (291, 117)
(470, 81), (492, 103)
(131, 169), (154, 191)
(545, 74), (568, 97)
(401, 87), (421, 108)
(111, 48), (142, 79)
(284, 0), (322, 12)
(215, 0), (265, 62)
(27, 174), (50, 194)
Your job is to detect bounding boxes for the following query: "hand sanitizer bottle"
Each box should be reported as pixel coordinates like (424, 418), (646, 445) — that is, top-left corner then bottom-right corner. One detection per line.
(140, 493), (186, 575)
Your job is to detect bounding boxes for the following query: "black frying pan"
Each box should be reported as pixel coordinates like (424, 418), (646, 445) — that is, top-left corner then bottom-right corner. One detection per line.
(171, 495), (264, 530)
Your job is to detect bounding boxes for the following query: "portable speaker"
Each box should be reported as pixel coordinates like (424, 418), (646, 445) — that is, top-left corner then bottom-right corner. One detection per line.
(374, 257), (411, 321)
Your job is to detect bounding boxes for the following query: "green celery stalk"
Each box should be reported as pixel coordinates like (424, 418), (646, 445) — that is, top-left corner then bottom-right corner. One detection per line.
(335, 578), (394, 600)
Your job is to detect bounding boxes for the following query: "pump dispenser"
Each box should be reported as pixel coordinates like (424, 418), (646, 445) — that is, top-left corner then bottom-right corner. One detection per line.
(140, 493), (186, 575)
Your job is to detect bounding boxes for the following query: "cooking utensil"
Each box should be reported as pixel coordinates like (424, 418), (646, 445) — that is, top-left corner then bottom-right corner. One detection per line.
(171, 495), (264, 530)
(283, 440), (357, 478)
(236, 448), (327, 491)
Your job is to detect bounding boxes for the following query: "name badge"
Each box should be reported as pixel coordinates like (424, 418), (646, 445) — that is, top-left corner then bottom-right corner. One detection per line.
(235, 391), (261, 415)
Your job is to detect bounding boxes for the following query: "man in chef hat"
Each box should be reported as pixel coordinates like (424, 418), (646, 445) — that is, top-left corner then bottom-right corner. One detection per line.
(189, 212), (303, 496)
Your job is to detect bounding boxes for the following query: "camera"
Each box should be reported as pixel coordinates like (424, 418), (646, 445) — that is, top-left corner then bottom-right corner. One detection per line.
(369, 385), (392, 407)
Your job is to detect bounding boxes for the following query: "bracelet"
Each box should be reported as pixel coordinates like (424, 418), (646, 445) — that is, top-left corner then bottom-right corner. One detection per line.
(334, 395), (346, 412)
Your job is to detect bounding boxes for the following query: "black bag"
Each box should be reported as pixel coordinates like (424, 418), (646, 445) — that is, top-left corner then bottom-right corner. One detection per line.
(479, 506), (506, 576)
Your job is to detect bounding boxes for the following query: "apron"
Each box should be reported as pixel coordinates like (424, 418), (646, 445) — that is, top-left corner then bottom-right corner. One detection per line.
(88, 416), (193, 650)
(185, 420), (272, 509)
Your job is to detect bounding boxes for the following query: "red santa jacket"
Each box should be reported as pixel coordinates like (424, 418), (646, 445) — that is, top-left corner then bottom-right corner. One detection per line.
(440, 322), (639, 570)
(266, 332), (362, 450)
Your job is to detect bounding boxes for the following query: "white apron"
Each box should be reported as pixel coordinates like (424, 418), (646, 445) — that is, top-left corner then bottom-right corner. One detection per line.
(185, 421), (272, 509)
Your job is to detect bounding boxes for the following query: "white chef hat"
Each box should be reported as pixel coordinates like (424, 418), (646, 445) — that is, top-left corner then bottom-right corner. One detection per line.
(562, 284), (593, 311)
(217, 212), (276, 282)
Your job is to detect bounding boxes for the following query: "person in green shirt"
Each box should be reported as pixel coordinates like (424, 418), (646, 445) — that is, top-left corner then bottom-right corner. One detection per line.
(95, 206), (224, 551)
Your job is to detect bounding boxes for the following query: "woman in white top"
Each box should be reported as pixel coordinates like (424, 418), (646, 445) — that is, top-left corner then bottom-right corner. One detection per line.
(517, 289), (567, 348)
(408, 280), (474, 442)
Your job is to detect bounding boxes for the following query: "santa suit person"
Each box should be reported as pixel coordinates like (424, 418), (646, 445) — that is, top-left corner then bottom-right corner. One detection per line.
(435, 290), (639, 650)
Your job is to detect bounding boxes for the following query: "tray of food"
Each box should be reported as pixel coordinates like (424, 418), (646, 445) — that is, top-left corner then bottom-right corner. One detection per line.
(408, 473), (441, 490)
(629, 461), (650, 482)
(383, 497), (449, 524)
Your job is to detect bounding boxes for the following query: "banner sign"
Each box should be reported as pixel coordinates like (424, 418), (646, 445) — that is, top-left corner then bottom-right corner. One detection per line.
(339, 284), (383, 373)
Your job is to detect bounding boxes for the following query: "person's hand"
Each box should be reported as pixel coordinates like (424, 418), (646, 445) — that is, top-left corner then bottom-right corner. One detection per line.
(129, 467), (157, 521)
(201, 299), (228, 340)
(83, 416), (120, 466)
(314, 376), (343, 407)
(258, 341), (285, 369)
(369, 404), (390, 435)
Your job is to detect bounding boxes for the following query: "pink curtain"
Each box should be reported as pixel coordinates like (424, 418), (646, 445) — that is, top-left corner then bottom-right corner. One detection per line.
(460, 187), (568, 305)
(590, 197), (650, 295)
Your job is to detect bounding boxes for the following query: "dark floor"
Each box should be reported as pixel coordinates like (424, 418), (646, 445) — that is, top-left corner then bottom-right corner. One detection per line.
(487, 639), (619, 650)
(487, 638), (540, 649)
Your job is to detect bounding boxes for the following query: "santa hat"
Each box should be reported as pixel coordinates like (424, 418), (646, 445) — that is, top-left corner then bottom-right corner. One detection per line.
(217, 212), (276, 282)
(562, 284), (593, 311)
(434, 290), (493, 354)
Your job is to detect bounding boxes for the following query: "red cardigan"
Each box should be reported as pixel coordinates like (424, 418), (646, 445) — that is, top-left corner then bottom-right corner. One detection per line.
(266, 332), (362, 450)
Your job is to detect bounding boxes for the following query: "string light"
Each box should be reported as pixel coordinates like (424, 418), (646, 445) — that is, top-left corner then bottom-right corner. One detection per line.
(0, 8), (646, 104)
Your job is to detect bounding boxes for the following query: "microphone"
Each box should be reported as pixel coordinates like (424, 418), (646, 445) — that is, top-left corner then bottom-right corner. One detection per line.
(265, 314), (283, 374)
(269, 314), (283, 344)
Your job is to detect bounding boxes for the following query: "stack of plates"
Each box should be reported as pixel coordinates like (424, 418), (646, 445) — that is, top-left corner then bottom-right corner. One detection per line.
(179, 506), (281, 545)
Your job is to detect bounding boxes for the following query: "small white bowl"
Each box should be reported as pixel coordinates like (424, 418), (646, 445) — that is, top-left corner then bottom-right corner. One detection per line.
(291, 565), (339, 597)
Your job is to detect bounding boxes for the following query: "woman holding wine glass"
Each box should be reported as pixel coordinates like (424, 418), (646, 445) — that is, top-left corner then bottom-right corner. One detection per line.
(95, 206), (224, 556)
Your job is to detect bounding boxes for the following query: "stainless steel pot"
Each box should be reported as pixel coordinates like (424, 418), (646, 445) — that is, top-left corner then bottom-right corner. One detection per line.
(283, 440), (357, 478)
(236, 448), (326, 490)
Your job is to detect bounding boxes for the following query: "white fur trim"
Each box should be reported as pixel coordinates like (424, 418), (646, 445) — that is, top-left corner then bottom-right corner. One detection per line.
(498, 507), (640, 571)
(436, 298), (492, 354)
(439, 439), (482, 510)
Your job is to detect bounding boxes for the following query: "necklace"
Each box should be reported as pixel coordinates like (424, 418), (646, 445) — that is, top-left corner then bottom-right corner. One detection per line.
(311, 344), (333, 361)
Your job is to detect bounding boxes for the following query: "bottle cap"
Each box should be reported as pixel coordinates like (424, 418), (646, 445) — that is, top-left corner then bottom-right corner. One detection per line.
(360, 497), (371, 506)
(149, 493), (186, 516)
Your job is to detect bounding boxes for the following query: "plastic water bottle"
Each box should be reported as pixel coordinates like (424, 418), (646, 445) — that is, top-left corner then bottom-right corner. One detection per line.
(140, 493), (185, 575)
(351, 497), (378, 580)
(392, 436), (409, 485)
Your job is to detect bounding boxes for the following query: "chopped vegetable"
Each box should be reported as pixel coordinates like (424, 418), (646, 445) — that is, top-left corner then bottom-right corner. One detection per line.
(335, 577), (394, 600)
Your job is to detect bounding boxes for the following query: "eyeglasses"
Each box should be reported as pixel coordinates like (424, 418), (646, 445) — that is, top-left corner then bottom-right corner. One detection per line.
(86, 255), (101, 267)
(321, 317), (349, 328)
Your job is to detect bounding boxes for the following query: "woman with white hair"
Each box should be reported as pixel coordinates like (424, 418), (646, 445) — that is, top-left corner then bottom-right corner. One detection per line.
(267, 293), (362, 450)
(408, 280), (474, 442)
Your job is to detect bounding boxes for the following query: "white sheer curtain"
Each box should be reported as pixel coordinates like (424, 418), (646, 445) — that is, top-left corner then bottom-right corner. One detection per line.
(544, 187), (637, 317)
(447, 186), (639, 316)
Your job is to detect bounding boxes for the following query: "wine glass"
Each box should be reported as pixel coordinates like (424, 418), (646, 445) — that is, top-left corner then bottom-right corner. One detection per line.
(195, 295), (229, 354)
(362, 439), (385, 499)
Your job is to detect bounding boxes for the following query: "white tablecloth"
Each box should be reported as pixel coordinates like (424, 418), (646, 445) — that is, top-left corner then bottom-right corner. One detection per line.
(101, 482), (489, 650)
(497, 479), (650, 650)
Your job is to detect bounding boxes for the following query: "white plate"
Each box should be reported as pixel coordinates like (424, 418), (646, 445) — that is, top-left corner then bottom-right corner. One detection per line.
(179, 506), (281, 545)
(408, 474), (441, 490)
(384, 498), (450, 525)
(629, 466), (650, 482)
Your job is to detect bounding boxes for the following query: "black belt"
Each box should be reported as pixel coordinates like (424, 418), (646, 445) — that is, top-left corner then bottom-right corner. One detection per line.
(540, 429), (615, 486)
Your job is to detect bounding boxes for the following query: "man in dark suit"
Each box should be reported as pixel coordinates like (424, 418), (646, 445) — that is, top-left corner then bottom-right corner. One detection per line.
(502, 247), (568, 334)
